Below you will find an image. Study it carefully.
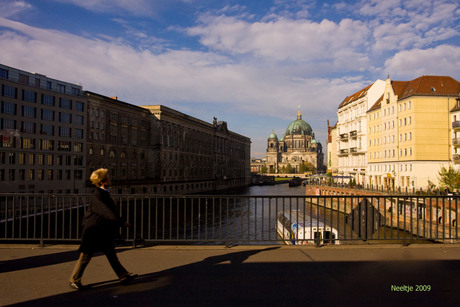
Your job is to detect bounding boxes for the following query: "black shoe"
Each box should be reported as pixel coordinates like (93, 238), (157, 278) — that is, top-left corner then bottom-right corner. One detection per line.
(120, 273), (138, 285)
(69, 281), (84, 290)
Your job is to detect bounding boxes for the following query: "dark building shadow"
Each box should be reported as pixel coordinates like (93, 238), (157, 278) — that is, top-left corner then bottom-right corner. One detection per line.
(8, 247), (460, 306)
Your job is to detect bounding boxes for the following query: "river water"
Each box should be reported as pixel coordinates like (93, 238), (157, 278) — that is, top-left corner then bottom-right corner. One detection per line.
(195, 183), (433, 245)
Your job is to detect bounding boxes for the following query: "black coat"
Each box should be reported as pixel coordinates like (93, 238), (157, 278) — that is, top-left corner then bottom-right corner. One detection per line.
(79, 188), (124, 254)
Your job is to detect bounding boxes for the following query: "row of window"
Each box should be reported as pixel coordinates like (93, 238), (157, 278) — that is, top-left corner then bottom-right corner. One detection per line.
(0, 152), (83, 166)
(369, 147), (413, 159)
(1, 137), (84, 151)
(0, 121), (84, 138)
(369, 164), (413, 173)
(1, 67), (81, 95)
(0, 169), (83, 181)
(1, 85), (84, 110)
(1, 106), (84, 125)
(368, 101), (412, 121)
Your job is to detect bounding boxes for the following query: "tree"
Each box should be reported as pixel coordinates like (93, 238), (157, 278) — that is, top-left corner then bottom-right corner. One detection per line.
(299, 162), (316, 174)
(438, 165), (460, 191)
(260, 166), (268, 174)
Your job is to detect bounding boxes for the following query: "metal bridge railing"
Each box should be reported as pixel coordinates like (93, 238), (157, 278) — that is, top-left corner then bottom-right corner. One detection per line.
(0, 194), (458, 246)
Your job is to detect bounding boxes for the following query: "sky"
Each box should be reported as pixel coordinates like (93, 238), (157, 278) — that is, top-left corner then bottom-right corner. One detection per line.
(1, 0), (459, 158)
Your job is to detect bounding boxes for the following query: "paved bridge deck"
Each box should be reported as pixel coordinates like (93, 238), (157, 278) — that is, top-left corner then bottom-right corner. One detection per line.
(1, 244), (460, 306)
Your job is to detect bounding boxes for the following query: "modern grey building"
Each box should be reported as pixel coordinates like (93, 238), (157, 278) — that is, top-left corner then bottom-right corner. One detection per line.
(0, 64), (86, 193)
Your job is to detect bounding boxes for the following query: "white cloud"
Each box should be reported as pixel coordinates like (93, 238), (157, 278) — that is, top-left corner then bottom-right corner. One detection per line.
(384, 45), (460, 79)
(51, 0), (195, 17)
(0, 0), (32, 18)
(187, 15), (371, 71)
(0, 17), (363, 123)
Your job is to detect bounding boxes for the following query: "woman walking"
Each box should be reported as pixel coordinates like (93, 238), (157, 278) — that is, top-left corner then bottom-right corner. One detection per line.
(69, 168), (137, 290)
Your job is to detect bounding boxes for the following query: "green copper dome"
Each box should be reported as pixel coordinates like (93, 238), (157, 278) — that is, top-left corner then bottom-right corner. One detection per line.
(285, 109), (312, 136)
(269, 131), (278, 140)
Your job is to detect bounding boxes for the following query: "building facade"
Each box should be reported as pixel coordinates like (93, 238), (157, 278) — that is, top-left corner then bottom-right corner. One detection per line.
(0, 63), (251, 194)
(326, 120), (338, 175)
(143, 105), (251, 193)
(336, 80), (385, 185)
(0, 64), (86, 193)
(367, 76), (460, 189)
(451, 97), (460, 170)
(86, 92), (156, 194)
(267, 109), (324, 174)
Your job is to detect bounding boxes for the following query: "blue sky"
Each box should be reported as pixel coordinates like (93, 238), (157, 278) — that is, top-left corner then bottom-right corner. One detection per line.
(1, 0), (459, 157)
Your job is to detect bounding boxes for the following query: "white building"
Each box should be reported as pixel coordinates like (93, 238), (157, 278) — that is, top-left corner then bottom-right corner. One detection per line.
(336, 80), (385, 185)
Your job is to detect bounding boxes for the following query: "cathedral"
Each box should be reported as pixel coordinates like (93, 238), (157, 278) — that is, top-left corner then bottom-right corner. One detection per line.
(266, 108), (324, 174)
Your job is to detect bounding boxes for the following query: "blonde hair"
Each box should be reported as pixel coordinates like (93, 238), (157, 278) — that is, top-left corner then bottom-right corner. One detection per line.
(90, 168), (109, 187)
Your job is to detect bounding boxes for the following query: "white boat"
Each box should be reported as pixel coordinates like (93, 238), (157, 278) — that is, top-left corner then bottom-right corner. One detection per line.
(276, 209), (339, 245)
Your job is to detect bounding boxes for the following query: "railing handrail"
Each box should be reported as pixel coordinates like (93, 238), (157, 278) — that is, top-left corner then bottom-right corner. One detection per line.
(1, 193), (458, 246)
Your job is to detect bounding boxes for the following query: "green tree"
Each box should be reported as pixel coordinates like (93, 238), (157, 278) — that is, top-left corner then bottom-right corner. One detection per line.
(260, 166), (268, 174)
(285, 163), (294, 174)
(438, 166), (460, 191)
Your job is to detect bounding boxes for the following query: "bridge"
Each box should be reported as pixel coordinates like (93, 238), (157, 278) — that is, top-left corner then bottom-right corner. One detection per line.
(1, 192), (459, 305)
(1, 243), (460, 306)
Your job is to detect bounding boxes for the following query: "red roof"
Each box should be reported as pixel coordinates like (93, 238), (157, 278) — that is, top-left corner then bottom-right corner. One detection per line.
(338, 83), (373, 109)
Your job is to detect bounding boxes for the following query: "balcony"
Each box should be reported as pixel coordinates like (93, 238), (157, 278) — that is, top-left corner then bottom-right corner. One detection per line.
(350, 147), (358, 153)
(453, 138), (460, 146)
(350, 130), (358, 138)
(339, 133), (348, 141)
(453, 121), (460, 129)
(453, 154), (460, 163)
(339, 149), (349, 155)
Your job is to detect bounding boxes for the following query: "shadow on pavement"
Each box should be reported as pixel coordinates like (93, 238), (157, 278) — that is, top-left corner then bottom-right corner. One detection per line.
(9, 247), (460, 306)
(1, 248), (133, 273)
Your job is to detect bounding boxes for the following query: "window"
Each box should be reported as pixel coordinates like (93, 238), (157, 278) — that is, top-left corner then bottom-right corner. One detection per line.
(59, 127), (71, 137)
(0, 68), (8, 79)
(19, 74), (29, 84)
(22, 90), (36, 102)
(2, 118), (16, 129)
(71, 87), (80, 95)
(74, 115), (84, 125)
(21, 138), (35, 149)
(3, 85), (17, 98)
(74, 142), (83, 152)
(42, 94), (55, 106)
(40, 124), (54, 136)
(57, 84), (66, 93)
(57, 141), (71, 151)
(75, 101), (84, 112)
(2, 101), (16, 114)
(22, 106), (36, 118)
(59, 98), (72, 109)
(59, 112), (72, 123)
(21, 121), (35, 133)
(74, 129), (83, 139)
(41, 109), (55, 121)
(40, 139), (53, 150)
(46, 81), (52, 90)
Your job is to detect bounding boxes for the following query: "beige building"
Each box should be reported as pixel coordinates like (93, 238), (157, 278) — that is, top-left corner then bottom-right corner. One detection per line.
(367, 76), (460, 190)
(451, 97), (460, 170)
(0, 64), (87, 194)
(326, 120), (338, 175)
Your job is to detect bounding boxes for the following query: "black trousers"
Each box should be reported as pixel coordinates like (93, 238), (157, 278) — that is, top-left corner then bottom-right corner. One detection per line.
(70, 250), (129, 283)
